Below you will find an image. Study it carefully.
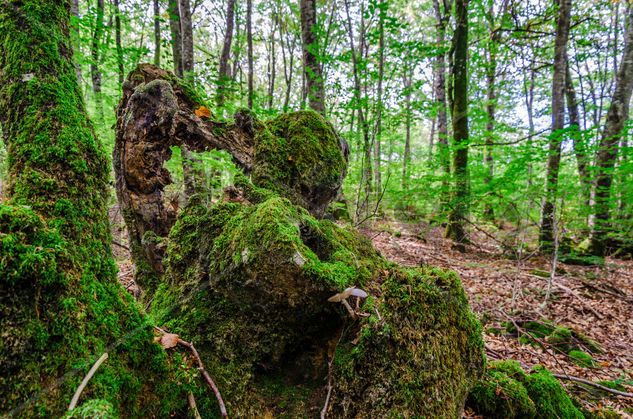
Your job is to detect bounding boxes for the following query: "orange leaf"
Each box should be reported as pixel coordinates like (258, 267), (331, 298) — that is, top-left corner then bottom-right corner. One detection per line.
(195, 106), (211, 119)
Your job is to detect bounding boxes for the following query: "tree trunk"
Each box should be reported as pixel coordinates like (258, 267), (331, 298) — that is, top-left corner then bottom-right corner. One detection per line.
(267, 11), (278, 110)
(432, 0), (452, 214)
(402, 65), (413, 191)
(247, 0), (254, 109)
(90, 0), (105, 122)
(0, 3), (177, 415)
(445, 0), (470, 252)
(300, 0), (325, 114)
(179, 0), (194, 79)
(154, 0), (161, 67)
(71, 0), (83, 85)
(565, 62), (590, 207)
(373, 0), (385, 199)
(217, 0), (236, 107)
(590, 5), (633, 257)
(168, 0), (183, 76)
(539, 0), (571, 252)
(114, 0), (124, 88)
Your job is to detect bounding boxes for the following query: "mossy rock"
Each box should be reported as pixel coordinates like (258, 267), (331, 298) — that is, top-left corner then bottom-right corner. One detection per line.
(151, 180), (484, 417)
(468, 361), (585, 419)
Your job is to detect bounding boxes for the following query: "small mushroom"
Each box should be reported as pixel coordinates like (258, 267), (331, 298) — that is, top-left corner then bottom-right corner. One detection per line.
(327, 287), (369, 319)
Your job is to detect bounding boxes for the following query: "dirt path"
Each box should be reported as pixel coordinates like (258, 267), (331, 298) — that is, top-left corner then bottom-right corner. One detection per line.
(362, 221), (633, 414)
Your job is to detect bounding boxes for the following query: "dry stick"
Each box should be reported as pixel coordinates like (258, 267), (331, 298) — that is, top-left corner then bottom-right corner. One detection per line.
(552, 374), (633, 398)
(154, 327), (228, 418)
(68, 352), (109, 411)
(188, 391), (203, 419)
(321, 327), (345, 419)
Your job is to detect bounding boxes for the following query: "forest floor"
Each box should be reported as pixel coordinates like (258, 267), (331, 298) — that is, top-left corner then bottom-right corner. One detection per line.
(360, 220), (633, 416)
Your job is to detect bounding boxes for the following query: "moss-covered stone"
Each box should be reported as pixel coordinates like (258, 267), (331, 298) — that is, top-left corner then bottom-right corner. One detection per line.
(468, 361), (585, 419)
(150, 175), (484, 416)
(468, 361), (537, 419)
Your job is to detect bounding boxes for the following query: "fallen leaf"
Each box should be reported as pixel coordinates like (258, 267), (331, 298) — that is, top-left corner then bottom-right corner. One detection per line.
(159, 333), (180, 349)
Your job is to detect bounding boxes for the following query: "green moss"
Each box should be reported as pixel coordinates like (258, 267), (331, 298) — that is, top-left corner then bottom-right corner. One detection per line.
(251, 110), (347, 216)
(568, 350), (595, 368)
(468, 361), (536, 419)
(524, 366), (584, 419)
(65, 399), (116, 419)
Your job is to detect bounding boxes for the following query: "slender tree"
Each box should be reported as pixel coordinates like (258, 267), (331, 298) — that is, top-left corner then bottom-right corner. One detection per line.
(168, 0), (183, 77)
(154, 0), (161, 67)
(247, 0), (253, 108)
(114, 0), (124, 88)
(300, 0), (325, 114)
(590, 5), (633, 257)
(217, 0), (236, 107)
(445, 0), (470, 251)
(539, 0), (572, 252)
(90, 0), (105, 122)
(179, 0), (194, 79)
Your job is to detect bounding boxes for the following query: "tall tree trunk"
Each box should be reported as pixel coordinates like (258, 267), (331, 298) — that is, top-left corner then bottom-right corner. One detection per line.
(445, 0), (470, 252)
(168, 0), (183, 76)
(565, 63), (590, 207)
(539, 0), (571, 252)
(432, 0), (452, 214)
(402, 65), (413, 191)
(71, 0), (83, 85)
(300, 0), (325, 114)
(281, 17), (296, 111)
(247, 0), (254, 109)
(373, 0), (385, 198)
(114, 0), (124, 88)
(90, 0), (105, 123)
(154, 0), (161, 66)
(217, 0), (236, 107)
(179, 0), (194, 79)
(267, 11), (278, 110)
(590, 5), (633, 257)
(344, 0), (371, 218)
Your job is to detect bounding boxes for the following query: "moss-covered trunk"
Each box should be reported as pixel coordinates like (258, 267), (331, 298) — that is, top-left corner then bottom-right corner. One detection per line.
(0, 2), (183, 416)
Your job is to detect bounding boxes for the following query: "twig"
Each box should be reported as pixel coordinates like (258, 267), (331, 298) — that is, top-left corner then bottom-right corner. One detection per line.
(552, 374), (633, 398)
(188, 391), (203, 419)
(68, 353), (109, 411)
(154, 327), (228, 418)
(112, 240), (130, 251)
(527, 274), (604, 319)
(321, 327), (345, 419)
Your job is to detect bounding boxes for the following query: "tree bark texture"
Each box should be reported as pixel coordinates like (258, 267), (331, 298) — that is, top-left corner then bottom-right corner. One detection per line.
(300, 0), (325, 114)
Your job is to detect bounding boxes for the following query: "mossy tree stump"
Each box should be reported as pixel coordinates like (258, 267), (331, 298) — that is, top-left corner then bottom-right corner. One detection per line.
(114, 65), (485, 416)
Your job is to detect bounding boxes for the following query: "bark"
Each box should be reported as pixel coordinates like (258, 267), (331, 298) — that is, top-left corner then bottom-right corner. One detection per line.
(432, 0), (452, 213)
(590, 5), (633, 257)
(539, 0), (571, 252)
(217, 0), (236, 107)
(168, 0), (183, 77)
(247, 0), (254, 108)
(71, 0), (83, 84)
(114, 0), (124, 88)
(267, 11), (278, 110)
(90, 0), (105, 122)
(280, 14), (296, 111)
(154, 0), (161, 66)
(445, 0), (470, 252)
(300, 0), (325, 114)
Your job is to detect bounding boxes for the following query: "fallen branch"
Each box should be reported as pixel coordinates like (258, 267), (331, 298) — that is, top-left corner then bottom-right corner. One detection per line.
(527, 274), (604, 319)
(552, 374), (633, 398)
(68, 352), (109, 411)
(154, 327), (228, 418)
(112, 240), (130, 251)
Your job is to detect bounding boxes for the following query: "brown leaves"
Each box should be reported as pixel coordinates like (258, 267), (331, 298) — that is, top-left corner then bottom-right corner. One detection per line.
(194, 106), (211, 119)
